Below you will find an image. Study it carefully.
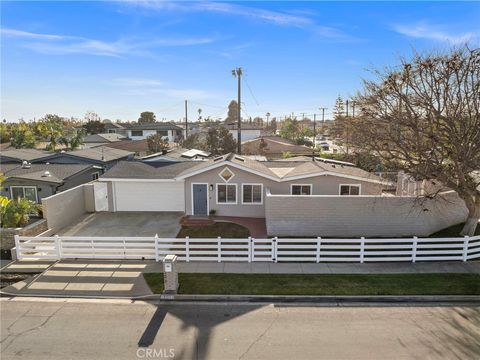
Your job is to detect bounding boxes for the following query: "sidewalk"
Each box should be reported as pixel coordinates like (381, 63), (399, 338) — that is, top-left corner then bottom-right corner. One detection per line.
(2, 260), (478, 299)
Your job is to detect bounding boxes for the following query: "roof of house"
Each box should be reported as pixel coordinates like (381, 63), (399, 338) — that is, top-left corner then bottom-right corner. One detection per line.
(83, 133), (126, 143)
(36, 146), (134, 164)
(141, 148), (210, 162)
(0, 148), (53, 162)
(101, 161), (199, 179)
(102, 139), (149, 153)
(123, 122), (183, 131)
(241, 136), (313, 157)
(1, 163), (94, 184)
(102, 152), (388, 185)
(104, 122), (125, 129)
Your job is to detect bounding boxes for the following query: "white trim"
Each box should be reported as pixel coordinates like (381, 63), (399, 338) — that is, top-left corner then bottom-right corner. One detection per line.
(191, 183), (210, 216)
(339, 184), (362, 195)
(10, 185), (38, 203)
(241, 183), (264, 205)
(176, 160), (280, 182)
(290, 184), (312, 195)
(216, 183), (237, 205)
(218, 167), (235, 183)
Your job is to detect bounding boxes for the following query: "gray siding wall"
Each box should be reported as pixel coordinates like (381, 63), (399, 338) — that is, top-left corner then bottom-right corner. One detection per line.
(265, 191), (468, 237)
(185, 165), (383, 217)
(1, 179), (56, 202)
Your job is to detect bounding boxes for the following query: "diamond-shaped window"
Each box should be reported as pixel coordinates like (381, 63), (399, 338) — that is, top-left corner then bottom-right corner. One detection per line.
(219, 168), (234, 182)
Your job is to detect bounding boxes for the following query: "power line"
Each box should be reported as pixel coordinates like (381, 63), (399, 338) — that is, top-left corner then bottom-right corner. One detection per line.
(244, 77), (260, 106)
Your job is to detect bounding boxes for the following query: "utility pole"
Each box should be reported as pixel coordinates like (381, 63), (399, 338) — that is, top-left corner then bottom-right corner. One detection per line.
(313, 113), (317, 158)
(346, 100), (349, 117)
(351, 100), (356, 118)
(266, 112), (270, 130)
(232, 67), (243, 154)
(184, 100), (188, 139)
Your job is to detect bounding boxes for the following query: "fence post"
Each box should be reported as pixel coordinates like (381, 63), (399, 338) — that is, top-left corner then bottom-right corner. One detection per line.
(55, 235), (61, 259)
(412, 236), (418, 263)
(272, 237), (278, 263)
(463, 236), (469, 262)
(14, 235), (20, 260)
(250, 237), (255, 262)
(247, 237), (252, 263)
(217, 236), (221, 263)
(316, 237), (321, 263)
(360, 237), (365, 263)
(154, 234), (159, 262)
(186, 236), (190, 263)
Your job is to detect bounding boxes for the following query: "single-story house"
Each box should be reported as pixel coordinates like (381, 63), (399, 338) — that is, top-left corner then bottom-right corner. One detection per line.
(1, 163), (101, 203)
(124, 123), (183, 142)
(81, 133), (126, 149)
(242, 136), (314, 159)
(100, 153), (387, 216)
(104, 122), (127, 136)
(31, 146), (135, 170)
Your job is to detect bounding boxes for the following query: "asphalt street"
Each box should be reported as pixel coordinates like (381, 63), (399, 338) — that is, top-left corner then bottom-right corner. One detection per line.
(1, 298), (479, 360)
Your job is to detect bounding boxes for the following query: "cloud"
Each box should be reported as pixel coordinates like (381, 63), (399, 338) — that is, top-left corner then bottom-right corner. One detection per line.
(1, 27), (217, 57)
(111, 77), (216, 100)
(392, 22), (477, 44)
(124, 1), (350, 39)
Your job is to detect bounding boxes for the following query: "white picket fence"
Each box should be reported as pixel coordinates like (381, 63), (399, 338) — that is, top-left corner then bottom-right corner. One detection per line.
(14, 235), (480, 263)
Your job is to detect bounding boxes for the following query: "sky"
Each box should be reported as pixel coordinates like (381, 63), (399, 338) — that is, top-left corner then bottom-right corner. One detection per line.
(1, 1), (479, 122)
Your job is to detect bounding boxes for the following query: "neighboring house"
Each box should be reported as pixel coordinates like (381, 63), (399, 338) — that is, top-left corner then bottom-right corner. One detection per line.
(31, 146), (135, 170)
(242, 136), (313, 159)
(124, 123), (183, 142)
(81, 133), (126, 149)
(1, 163), (100, 203)
(102, 139), (150, 158)
(141, 148), (211, 167)
(227, 124), (263, 142)
(0, 149), (53, 163)
(104, 122), (127, 136)
(100, 153), (387, 215)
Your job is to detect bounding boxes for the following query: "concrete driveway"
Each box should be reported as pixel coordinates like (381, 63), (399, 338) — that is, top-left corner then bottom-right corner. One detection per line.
(56, 212), (183, 237)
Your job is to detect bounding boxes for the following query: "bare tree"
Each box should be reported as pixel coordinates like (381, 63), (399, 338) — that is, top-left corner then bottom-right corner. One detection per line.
(349, 46), (480, 235)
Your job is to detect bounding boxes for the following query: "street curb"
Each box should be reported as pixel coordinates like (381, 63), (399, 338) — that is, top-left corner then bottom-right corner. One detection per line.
(146, 294), (480, 304)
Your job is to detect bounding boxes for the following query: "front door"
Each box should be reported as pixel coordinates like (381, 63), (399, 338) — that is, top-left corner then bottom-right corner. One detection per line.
(192, 184), (208, 216)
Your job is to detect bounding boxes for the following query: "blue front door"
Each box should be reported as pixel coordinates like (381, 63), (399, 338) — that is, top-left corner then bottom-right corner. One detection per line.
(192, 184), (208, 216)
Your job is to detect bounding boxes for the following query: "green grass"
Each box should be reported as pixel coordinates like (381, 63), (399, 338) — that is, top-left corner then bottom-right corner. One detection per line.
(143, 273), (480, 296)
(429, 222), (480, 237)
(177, 222), (250, 238)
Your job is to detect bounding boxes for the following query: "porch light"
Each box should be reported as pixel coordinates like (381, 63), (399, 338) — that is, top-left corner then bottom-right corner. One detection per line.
(209, 184), (214, 191)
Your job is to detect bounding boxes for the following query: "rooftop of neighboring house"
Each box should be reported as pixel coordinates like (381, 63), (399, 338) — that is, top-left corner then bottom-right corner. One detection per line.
(104, 122), (125, 129)
(0, 148), (53, 162)
(83, 133), (126, 143)
(123, 122), (183, 131)
(102, 153), (386, 185)
(141, 147), (211, 163)
(226, 123), (264, 131)
(241, 136), (313, 157)
(1, 163), (96, 184)
(37, 146), (134, 164)
(102, 139), (149, 153)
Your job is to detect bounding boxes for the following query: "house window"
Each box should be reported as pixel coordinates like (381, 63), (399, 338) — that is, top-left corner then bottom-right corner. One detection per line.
(242, 184), (263, 204)
(10, 186), (38, 202)
(157, 130), (168, 137)
(340, 185), (361, 195)
(92, 172), (100, 180)
(217, 184), (237, 204)
(108, 129), (116, 133)
(291, 184), (312, 195)
(131, 130), (143, 137)
(219, 168), (234, 182)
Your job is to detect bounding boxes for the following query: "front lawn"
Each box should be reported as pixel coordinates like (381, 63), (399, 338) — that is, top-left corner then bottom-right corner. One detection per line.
(143, 273), (480, 296)
(177, 222), (250, 238)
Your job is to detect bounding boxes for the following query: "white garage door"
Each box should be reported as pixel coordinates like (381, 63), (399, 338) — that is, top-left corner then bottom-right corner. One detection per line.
(114, 181), (185, 212)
